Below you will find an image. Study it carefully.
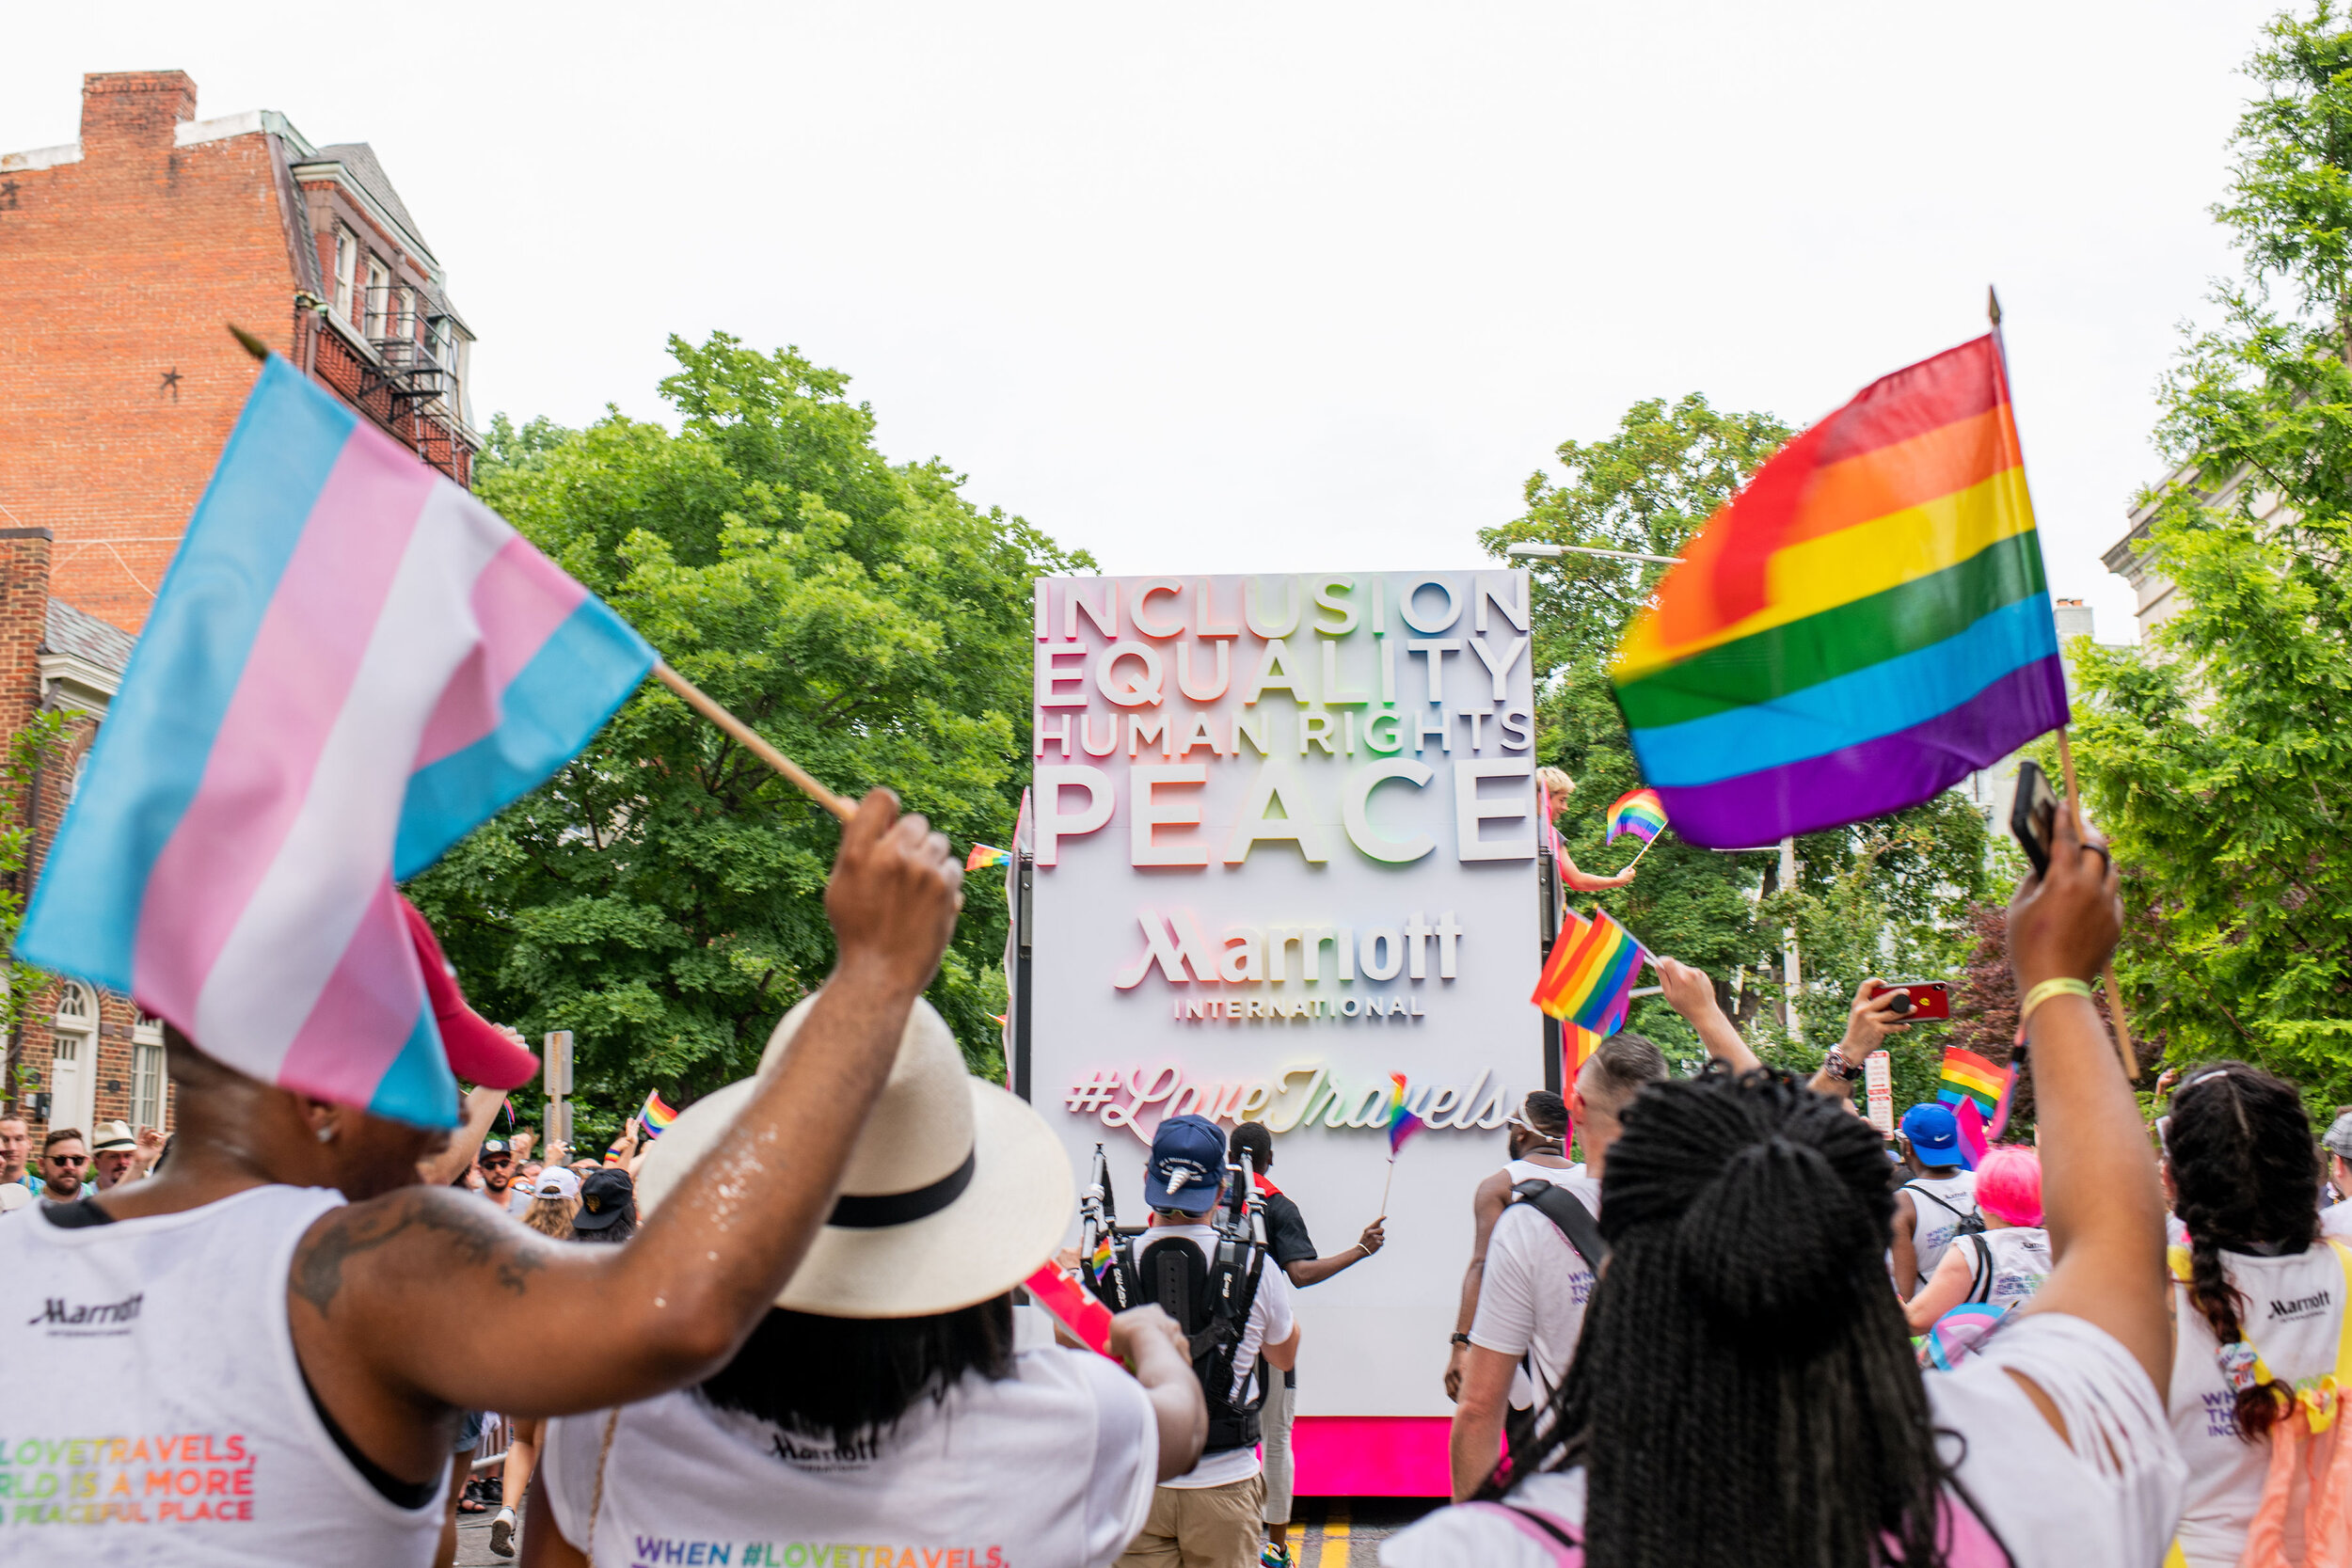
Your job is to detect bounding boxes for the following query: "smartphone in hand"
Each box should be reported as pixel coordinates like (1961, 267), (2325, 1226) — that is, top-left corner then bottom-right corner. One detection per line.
(2010, 759), (2060, 878)
(1867, 980), (1951, 1022)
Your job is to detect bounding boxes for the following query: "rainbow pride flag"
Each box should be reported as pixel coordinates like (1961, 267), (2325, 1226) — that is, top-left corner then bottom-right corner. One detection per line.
(1386, 1072), (1426, 1155)
(1532, 909), (1645, 1034)
(13, 356), (654, 1128)
(1938, 1046), (2010, 1119)
(1610, 335), (2068, 847)
(639, 1089), (679, 1139)
(1605, 788), (1668, 845)
(966, 844), (1012, 872)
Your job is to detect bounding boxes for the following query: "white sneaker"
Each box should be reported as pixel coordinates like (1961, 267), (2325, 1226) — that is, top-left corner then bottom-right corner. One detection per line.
(490, 1507), (517, 1558)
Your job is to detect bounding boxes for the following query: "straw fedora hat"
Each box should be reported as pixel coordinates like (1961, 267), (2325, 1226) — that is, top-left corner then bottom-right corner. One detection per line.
(637, 992), (1072, 1319)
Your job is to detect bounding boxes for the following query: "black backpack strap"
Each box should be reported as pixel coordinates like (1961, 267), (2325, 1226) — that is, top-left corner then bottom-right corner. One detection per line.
(1510, 1180), (1609, 1272)
(1902, 1181), (1977, 1225)
(1966, 1233), (1995, 1304)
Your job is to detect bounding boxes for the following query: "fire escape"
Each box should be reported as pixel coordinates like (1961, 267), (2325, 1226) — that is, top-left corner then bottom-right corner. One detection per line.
(300, 276), (478, 486)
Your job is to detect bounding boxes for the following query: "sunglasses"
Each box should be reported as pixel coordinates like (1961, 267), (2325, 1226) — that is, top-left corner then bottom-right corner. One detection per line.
(49, 1154), (87, 1167)
(480, 1156), (513, 1168)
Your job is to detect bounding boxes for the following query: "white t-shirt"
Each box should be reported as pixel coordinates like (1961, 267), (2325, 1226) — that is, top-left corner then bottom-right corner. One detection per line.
(1469, 1166), (1602, 1411)
(1954, 1227), (2052, 1312)
(1381, 1313), (2183, 1568)
(2169, 1241), (2351, 1568)
(1130, 1222), (1297, 1490)
(2321, 1202), (2352, 1242)
(544, 1345), (1156, 1568)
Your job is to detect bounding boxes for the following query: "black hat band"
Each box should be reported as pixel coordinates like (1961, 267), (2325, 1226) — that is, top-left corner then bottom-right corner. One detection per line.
(826, 1148), (977, 1229)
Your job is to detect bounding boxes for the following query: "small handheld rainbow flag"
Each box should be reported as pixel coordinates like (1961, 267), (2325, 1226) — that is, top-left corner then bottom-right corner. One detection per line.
(1531, 909), (1646, 1035)
(1604, 788), (1669, 845)
(1385, 1072), (1426, 1156)
(966, 844), (1012, 871)
(1937, 1046), (2010, 1120)
(1087, 1232), (1116, 1285)
(639, 1089), (678, 1140)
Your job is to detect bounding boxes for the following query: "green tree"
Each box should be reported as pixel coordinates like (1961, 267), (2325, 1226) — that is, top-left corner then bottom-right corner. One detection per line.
(2074, 3), (2352, 1104)
(408, 334), (1090, 1142)
(3, 712), (71, 1110)
(1483, 396), (1994, 1087)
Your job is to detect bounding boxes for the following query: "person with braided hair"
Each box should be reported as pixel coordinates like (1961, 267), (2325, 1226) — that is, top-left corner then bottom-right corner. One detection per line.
(2161, 1062), (2351, 1568)
(1385, 796), (2184, 1568)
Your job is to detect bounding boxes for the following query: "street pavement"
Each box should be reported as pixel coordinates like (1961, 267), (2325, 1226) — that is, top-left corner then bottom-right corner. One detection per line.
(452, 1497), (1445, 1565)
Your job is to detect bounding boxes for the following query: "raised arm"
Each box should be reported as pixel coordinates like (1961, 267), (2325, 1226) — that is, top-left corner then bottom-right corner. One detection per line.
(2007, 808), (2169, 1402)
(1284, 1218), (1385, 1287)
(294, 791), (964, 1448)
(1811, 979), (1910, 1101)
(1655, 958), (1760, 1074)
(418, 1083), (511, 1188)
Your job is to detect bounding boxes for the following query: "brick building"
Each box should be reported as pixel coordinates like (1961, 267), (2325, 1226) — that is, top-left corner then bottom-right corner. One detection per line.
(1, 71), (481, 1140)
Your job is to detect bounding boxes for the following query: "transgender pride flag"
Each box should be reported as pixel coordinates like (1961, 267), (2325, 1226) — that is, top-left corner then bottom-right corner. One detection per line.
(16, 356), (654, 1127)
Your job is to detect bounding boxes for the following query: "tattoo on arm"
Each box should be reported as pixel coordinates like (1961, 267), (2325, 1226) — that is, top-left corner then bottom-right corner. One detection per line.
(293, 1190), (550, 1317)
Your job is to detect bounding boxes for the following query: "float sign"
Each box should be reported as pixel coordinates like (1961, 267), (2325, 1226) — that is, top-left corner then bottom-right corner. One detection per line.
(1022, 570), (1543, 1418)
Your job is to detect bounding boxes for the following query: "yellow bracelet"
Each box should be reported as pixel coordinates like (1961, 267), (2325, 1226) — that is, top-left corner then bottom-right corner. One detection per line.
(2020, 976), (2095, 1026)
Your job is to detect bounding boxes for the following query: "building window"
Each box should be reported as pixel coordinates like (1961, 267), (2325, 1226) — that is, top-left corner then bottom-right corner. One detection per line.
(364, 257), (391, 338)
(395, 286), (417, 342)
(333, 227), (359, 321)
(50, 982), (97, 1136)
(132, 1013), (167, 1132)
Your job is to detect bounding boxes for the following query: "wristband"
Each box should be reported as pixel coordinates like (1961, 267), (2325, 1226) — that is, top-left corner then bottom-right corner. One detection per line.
(1449, 1332), (1471, 1347)
(1821, 1052), (1864, 1083)
(2020, 976), (2095, 1026)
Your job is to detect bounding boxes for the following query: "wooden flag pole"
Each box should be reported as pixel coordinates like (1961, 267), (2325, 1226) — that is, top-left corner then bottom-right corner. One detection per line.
(1615, 834), (1660, 876)
(655, 662), (856, 823)
(2054, 726), (2137, 1081)
(1378, 1155), (1397, 1220)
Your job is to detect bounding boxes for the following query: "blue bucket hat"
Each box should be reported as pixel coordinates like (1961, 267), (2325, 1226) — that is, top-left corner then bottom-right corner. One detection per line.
(1146, 1114), (1228, 1214)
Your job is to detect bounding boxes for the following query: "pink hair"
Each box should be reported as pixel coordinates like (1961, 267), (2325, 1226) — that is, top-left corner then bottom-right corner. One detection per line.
(1974, 1146), (2043, 1228)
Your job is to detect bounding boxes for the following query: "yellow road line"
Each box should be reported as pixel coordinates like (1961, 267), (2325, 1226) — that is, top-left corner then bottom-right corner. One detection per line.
(1318, 1502), (1351, 1568)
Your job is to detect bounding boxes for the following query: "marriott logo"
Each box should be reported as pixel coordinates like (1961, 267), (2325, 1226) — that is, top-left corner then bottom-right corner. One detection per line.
(26, 1291), (144, 1328)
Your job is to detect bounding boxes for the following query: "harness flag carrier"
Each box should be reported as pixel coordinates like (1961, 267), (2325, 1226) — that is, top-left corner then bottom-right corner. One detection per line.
(1081, 1142), (1273, 1452)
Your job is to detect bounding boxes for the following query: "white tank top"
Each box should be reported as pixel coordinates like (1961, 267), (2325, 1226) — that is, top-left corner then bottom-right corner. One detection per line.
(0, 1183), (447, 1565)
(541, 1346), (1156, 1568)
(1503, 1156), (1576, 1189)
(1903, 1171), (1979, 1291)
(1959, 1226), (2052, 1310)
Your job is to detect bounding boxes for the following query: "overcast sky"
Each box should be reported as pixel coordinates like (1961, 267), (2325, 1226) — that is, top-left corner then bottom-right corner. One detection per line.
(5, 2), (2293, 640)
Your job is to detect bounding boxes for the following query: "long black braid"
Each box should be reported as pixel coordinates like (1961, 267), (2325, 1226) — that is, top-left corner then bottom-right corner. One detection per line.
(1478, 1064), (1971, 1568)
(2164, 1060), (2320, 1443)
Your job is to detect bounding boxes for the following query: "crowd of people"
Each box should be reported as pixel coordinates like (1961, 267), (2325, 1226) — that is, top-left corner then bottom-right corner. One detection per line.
(6, 791), (2350, 1568)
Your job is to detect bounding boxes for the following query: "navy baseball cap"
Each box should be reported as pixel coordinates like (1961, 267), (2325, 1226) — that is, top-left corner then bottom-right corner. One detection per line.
(1146, 1114), (1228, 1214)
(1899, 1103), (1965, 1166)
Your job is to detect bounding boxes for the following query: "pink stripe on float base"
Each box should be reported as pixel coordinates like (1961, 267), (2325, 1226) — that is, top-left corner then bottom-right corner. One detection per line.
(133, 427), (440, 1022)
(273, 877), (426, 1103)
(411, 534), (590, 769)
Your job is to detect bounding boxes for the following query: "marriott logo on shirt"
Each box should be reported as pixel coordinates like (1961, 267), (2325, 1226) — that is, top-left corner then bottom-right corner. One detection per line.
(25, 1291), (144, 1334)
(2268, 1288), (2333, 1323)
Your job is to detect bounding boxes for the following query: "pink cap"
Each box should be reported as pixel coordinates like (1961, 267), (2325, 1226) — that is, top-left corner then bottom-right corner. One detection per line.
(398, 896), (540, 1091)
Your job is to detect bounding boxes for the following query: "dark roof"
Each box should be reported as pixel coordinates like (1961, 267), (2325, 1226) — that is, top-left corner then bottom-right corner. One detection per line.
(308, 141), (434, 261)
(43, 598), (135, 674)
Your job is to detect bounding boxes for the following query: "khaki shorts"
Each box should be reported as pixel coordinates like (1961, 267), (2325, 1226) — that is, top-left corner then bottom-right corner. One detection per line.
(1114, 1474), (1265, 1568)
